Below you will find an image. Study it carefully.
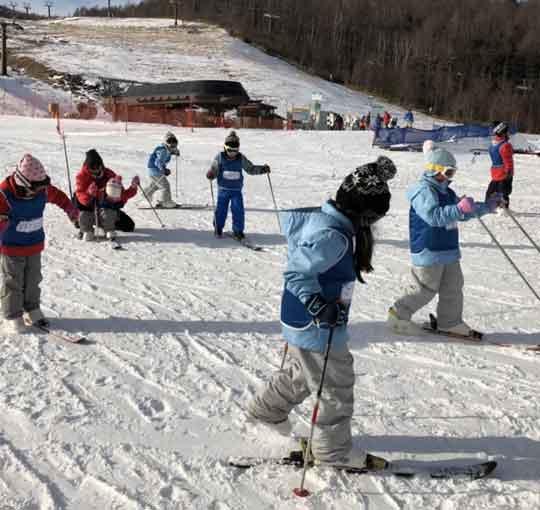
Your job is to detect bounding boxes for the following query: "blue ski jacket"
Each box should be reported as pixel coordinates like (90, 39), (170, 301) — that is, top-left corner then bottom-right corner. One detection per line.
(408, 173), (491, 267)
(147, 144), (174, 177)
(279, 201), (356, 353)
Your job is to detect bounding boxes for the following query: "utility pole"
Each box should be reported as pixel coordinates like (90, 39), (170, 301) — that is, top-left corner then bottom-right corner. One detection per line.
(108, 0), (112, 17)
(1, 21), (24, 76)
(23, 2), (30, 15)
(170, 0), (179, 27)
(9, 2), (17, 18)
(44, 1), (53, 18)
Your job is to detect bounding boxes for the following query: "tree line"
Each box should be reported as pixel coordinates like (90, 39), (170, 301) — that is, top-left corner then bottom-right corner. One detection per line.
(76, 0), (540, 132)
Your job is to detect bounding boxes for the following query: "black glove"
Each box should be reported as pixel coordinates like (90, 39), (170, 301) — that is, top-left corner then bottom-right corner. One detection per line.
(305, 294), (346, 329)
(262, 164), (271, 174)
(164, 168), (171, 176)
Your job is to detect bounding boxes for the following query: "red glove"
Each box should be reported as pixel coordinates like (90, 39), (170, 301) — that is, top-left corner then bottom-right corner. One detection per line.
(87, 182), (98, 197)
(131, 176), (140, 188)
(67, 207), (80, 223)
(206, 170), (216, 180)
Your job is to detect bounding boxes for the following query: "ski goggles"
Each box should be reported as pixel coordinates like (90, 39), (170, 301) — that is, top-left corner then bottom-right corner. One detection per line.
(15, 170), (50, 192)
(224, 144), (239, 154)
(441, 166), (457, 179)
(426, 163), (457, 179)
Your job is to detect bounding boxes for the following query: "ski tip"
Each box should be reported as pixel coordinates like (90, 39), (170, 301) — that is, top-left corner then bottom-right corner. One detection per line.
(479, 460), (497, 478)
(293, 488), (310, 498)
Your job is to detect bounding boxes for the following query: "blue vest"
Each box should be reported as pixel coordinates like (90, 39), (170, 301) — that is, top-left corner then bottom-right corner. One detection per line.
(217, 152), (243, 191)
(147, 145), (171, 172)
(1, 189), (47, 247)
(409, 187), (459, 254)
(280, 228), (355, 329)
(489, 140), (505, 168)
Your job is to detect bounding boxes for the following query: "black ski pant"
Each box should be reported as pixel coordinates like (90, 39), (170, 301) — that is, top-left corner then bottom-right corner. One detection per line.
(485, 176), (513, 208)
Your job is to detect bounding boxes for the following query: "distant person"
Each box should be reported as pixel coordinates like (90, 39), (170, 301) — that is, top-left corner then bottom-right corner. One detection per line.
(383, 111), (391, 128)
(390, 116), (398, 129)
(206, 130), (270, 240)
(365, 112), (371, 129)
(374, 114), (382, 130)
(486, 121), (514, 211)
(404, 110), (414, 128)
(143, 131), (180, 209)
(74, 149), (139, 241)
(0, 154), (79, 333)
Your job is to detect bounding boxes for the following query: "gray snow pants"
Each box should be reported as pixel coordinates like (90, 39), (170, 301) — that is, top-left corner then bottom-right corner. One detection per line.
(248, 344), (354, 463)
(143, 175), (172, 204)
(1, 253), (42, 319)
(393, 261), (464, 329)
(79, 209), (118, 233)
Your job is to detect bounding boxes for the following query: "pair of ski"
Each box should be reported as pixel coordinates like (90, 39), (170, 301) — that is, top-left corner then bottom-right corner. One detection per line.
(229, 439), (496, 480)
(30, 322), (87, 344)
(138, 204), (210, 210)
(423, 314), (540, 353)
(223, 232), (263, 251)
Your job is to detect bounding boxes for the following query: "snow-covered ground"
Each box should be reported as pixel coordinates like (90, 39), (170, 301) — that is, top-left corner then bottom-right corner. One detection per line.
(1, 17), (540, 510)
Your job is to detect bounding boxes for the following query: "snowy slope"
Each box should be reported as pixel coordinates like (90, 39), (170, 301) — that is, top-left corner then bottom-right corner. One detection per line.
(1, 17), (540, 510)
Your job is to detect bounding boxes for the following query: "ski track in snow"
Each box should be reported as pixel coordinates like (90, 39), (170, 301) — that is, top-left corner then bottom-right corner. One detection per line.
(1, 17), (540, 510)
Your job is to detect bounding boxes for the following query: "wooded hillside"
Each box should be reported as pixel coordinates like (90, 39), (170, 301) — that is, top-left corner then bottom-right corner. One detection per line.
(75, 0), (540, 131)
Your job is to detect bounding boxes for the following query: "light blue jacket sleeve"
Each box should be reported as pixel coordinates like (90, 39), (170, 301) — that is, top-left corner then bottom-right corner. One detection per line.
(284, 228), (349, 305)
(154, 146), (171, 173)
(410, 186), (462, 227)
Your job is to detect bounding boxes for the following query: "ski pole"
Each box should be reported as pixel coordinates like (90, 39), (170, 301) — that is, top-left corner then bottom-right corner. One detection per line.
(506, 209), (540, 255)
(138, 183), (165, 228)
(279, 342), (288, 370)
(175, 155), (179, 201)
(61, 132), (73, 198)
(266, 173), (281, 233)
(477, 216), (540, 302)
(294, 326), (335, 498)
(94, 200), (101, 239)
(210, 180), (217, 236)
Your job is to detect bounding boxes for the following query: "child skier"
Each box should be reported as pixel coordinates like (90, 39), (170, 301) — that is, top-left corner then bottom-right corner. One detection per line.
(143, 131), (180, 209)
(248, 156), (396, 468)
(485, 121), (514, 210)
(206, 130), (270, 239)
(404, 110), (414, 128)
(74, 149), (139, 241)
(387, 141), (502, 337)
(0, 154), (79, 334)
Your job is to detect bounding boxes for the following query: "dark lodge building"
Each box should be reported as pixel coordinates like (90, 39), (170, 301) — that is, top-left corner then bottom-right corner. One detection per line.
(103, 80), (283, 129)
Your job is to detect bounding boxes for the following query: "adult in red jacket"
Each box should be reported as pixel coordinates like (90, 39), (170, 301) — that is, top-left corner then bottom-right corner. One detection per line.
(74, 149), (139, 241)
(383, 111), (391, 128)
(485, 122), (514, 209)
(0, 154), (79, 334)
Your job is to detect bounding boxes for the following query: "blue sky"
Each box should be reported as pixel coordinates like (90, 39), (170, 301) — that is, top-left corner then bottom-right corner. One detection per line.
(24, 0), (129, 16)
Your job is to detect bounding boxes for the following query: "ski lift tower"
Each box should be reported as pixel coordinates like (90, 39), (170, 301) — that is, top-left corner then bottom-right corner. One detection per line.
(1, 21), (24, 76)
(44, 1), (53, 18)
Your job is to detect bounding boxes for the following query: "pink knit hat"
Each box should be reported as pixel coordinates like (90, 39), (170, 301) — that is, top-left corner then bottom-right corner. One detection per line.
(15, 154), (48, 187)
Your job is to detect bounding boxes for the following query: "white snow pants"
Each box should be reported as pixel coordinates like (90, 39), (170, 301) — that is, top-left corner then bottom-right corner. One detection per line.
(393, 261), (464, 329)
(143, 175), (172, 204)
(248, 344), (354, 463)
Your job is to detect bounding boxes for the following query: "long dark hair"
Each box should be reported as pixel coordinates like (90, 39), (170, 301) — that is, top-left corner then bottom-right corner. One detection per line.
(354, 225), (374, 284)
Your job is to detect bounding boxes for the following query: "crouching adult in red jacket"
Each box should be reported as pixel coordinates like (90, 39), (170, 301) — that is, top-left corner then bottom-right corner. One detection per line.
(0, 154), (79, 334)
(74, 149), (139, 241)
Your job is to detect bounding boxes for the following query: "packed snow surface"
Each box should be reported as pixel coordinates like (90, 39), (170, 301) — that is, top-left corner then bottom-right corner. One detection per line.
(1, 17), (540, 510)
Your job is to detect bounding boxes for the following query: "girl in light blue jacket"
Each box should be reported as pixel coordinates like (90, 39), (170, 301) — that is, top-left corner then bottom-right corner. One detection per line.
(388, 141), (501, 337)
(248, 156), (396, 467)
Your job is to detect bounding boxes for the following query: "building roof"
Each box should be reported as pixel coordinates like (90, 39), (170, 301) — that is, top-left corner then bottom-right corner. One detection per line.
(119, 80), (250, 102)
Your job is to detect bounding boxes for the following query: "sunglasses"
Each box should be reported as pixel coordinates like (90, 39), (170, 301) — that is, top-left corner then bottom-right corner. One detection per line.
(225, 145), (239, 153)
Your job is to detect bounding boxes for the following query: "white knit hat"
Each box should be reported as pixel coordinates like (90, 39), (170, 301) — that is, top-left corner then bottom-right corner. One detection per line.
(423, 140), (456, 173)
